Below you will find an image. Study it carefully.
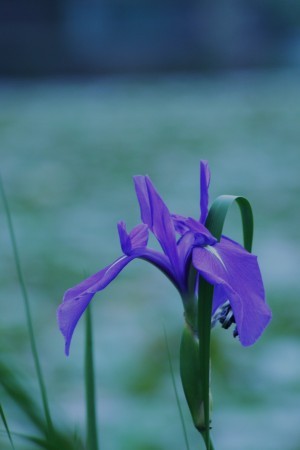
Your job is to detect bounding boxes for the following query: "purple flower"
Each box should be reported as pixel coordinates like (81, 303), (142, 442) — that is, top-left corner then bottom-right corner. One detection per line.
(57, 161), (271, 355)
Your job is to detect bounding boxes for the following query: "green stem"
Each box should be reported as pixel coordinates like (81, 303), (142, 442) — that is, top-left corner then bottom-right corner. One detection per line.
(85, 304), (99, 450)
(0, 177), (54, 437)
(198, 279), (214, 450)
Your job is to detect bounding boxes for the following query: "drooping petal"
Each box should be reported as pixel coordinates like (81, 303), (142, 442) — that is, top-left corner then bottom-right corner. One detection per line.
(192, 236), (271, 346)
(57, 255), (135, 355)
(134, 175), (180, 275)
(200, 160), (210, 224)
(117, 221), (149, 255)
(58, 246), (180, 355)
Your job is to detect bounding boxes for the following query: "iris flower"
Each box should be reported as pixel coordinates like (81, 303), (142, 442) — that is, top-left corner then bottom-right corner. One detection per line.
(57, 161), (271, 355)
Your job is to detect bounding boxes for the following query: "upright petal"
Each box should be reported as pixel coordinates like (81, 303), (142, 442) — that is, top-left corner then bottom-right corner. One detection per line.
(134, 175), (180, 274)
(57, 255), (135, 355)
(200, 160), (210, 224)
(118, 221), (149, 255)
(172, 214), (190, 235)
(192, 236), (271, 346)
(133, 176), (152, 227)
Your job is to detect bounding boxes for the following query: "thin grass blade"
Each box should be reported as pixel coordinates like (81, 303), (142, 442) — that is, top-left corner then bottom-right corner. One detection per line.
(0, 176), (54, 436)
(85, 304), (99, 450)
(163, 326), (190, 450)
(0, 360), (48, 433)
(0, 403), (16, 450)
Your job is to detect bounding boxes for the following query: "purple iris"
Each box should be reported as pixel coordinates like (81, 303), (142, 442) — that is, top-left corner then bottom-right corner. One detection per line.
(57, 161), (271, 355)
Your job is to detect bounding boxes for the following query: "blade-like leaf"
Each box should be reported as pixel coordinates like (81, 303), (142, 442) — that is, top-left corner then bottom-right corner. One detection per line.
(164, 326), (190, 450)
(0, 403), (16, 450)
(0, 176), (54, 436)
(0, 360), (48, 433)
(205, 194), (254, 251)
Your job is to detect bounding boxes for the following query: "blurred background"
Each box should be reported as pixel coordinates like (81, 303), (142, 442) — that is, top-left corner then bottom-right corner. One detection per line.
(1, 1), (300, 449)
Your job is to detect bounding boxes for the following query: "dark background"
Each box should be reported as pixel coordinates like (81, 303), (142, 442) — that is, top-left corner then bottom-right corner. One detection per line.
(1, 0), (300, 76)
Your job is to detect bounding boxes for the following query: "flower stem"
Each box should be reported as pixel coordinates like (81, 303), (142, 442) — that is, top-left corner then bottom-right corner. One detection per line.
(85, 304), (99, 450)
(198, 278), (214, 450)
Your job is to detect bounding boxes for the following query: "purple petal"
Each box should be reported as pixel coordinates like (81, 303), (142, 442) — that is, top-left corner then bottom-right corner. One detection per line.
(192, 236), (271, 346)
(133, 176), (152, 228)
(185, 217), (217, 246)
(57, 255), (135, 355)
(129, 223), (149, 249)
(200, 160), (210, 224)
(172, 214), (190, 235)
(118, 221), (149, 255)
(134, 175), (180, 275)
(176, 231), (195, 289)
(58, 245), (180, 356)
(117, 221), (131, 254)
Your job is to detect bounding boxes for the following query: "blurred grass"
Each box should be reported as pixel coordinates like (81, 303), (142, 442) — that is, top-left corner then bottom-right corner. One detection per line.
(0, 70), (300, 449)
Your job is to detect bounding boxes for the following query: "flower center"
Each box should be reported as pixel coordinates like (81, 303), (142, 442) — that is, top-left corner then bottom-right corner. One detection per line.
(211, 301), (238, 338)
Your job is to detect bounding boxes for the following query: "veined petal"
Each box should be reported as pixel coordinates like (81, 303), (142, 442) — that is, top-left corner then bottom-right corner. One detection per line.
(192, 236), (271, 346)
(57, 255), (135, 355)
(134, 175), (180, 274)
(200, 160), (210, 224)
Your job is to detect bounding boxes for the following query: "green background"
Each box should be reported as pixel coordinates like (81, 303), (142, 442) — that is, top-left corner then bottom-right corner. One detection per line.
(0, 70), (299, 449)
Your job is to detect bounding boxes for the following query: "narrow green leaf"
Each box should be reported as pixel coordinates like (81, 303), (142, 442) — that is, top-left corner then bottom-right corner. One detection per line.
(85, 304), (99, 450)
(0, 403), (16, 450)
(0, 176), (54, 437)
(164, 326), (190, 450)
(205, 194), (254, 252)
(0, 360), (48, 433)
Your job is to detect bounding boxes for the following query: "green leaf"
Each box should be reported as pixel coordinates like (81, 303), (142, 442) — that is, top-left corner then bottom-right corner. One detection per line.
(0, 403), (16, 450)
(179, 324), (203, 431)
(205, 194), (254, 252)
(0, 360), (48, 434)
(0, 176), (54, 437)
(164, 326), (190, 450)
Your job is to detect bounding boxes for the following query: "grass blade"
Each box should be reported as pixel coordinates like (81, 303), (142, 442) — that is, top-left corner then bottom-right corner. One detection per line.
(0, 403), (16, 450)
(163, 326), (190, 450)
(85, 304), (99, 450)
(0, 176), (54, 437)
